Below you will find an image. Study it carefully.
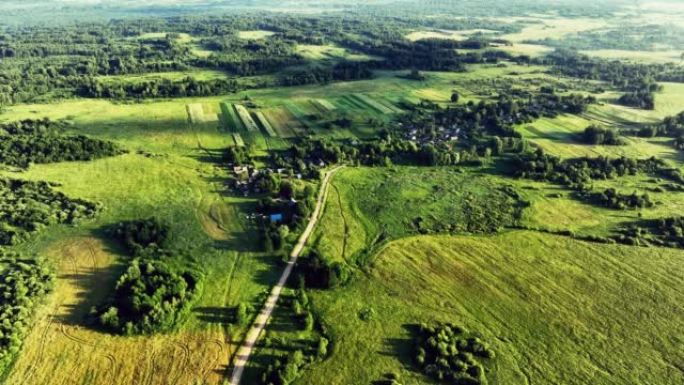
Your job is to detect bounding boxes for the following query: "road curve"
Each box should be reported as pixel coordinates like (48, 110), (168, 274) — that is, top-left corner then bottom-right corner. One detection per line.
(228, 165), (344, 385)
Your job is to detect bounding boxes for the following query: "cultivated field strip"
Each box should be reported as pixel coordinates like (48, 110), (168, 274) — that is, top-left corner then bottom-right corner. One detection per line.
(254, 111), (277, 137)
(232, 133), (245, 147)
(234, 105), (260, 132)
(263, 108), (298, 138)
(314, 98), (337, 112)
(220, 102), (243, 131)
(186, 103), (219, 124)
(352, 93), (394, 114)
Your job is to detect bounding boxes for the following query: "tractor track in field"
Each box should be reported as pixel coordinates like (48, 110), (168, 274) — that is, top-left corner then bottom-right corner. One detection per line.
(331, 183), (349, 260)
(198, 338), (226, 384)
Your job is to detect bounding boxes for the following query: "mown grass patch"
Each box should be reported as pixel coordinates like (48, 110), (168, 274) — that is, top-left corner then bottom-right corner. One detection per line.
(237, 30), (275, 40)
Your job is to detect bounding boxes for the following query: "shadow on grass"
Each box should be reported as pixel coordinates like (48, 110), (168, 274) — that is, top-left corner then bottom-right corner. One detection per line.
(194, 306), (236, 324)
(55, 229), (128, 328)
(380, 323), (418, 369)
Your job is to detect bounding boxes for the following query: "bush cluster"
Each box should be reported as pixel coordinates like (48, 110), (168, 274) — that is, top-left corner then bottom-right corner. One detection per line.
(581, 125), (625, 145)
(617, 217), (684, 248)
(107, 218), (169, 256)
(96, 259), (201, 335)
(413, 323), (494, 385)
(296, 250), (350, 290)
(582, 188), (654, 210)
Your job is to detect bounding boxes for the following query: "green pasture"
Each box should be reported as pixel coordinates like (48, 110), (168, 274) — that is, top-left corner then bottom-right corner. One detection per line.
(302, 231), (684, 385)
(313, 166), (523, 266)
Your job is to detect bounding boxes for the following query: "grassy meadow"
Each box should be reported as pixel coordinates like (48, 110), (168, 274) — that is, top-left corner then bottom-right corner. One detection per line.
(301, 231), (684, 385)
(313, 166), (527, 266)
(0, 93), (281, 385)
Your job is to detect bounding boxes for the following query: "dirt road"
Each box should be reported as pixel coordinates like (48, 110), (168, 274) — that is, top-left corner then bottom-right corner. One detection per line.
(228, 166), (344, 385)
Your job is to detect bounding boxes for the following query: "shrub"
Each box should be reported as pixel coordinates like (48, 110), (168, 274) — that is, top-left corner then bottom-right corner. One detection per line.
(108, 218), (169, 256)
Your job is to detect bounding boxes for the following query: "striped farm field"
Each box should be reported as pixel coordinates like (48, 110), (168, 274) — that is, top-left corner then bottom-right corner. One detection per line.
(220, 102), (244, 132)
(186, 103), (219, 124)
(254, 111), (277, 137)
(351, 93), (394, 114)
(263, 108), (298, 138)
(340, 94), (369, 111)
(234, 104), (260, 132)
(375, 97), (404, 113)
(283, 103), (311, 134)
(312, 98), (337, 112)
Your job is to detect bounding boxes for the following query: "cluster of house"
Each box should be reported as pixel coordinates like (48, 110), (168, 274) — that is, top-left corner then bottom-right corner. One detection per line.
(231, 165), (290, 197)
(402, 121), (462, 145)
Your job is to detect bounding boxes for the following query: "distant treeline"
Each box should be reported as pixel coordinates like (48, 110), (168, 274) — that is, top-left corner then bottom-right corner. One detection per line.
(543, 49), (684, 110)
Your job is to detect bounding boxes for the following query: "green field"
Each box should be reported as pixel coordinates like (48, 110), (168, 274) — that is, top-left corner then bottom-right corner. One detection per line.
(313, 166), (525, 265)
(0, 92), (279, 385)
(295, 44), (380, 62)
(302, 231), (684, 385)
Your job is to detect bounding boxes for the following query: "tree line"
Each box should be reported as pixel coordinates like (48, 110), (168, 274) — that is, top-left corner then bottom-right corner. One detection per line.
(0, 256), (53, 377)
(0, 178), (99, 246)
(0, 119), (123, 168)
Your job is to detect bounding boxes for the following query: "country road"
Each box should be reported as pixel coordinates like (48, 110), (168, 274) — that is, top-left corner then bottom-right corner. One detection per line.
(228, 165), (344, 385)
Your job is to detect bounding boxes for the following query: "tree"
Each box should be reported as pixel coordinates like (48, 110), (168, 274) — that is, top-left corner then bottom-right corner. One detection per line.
(317, 337), (329, 358)
(303, 311), (314, 331)
(236, 302), (248, 325)
(450, 91), (460, 103)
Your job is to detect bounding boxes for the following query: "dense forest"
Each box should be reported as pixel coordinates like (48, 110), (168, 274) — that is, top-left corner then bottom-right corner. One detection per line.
(0, 119), (123, 168)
